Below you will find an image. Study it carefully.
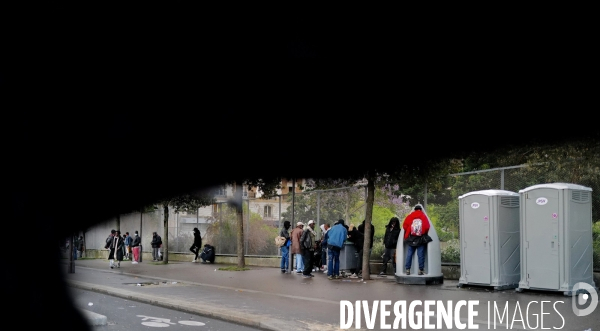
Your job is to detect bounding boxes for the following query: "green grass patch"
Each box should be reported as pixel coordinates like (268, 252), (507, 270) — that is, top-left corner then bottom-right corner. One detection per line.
(218, 266), (251, 271)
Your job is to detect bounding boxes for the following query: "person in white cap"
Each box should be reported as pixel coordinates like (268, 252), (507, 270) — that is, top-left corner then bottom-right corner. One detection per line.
(291, 221), (305, 273)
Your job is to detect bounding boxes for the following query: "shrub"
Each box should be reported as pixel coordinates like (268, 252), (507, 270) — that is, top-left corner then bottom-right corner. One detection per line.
(593, 222), (600, 268)
(441, 239), (461, 263)
(371, 240), (384, 260)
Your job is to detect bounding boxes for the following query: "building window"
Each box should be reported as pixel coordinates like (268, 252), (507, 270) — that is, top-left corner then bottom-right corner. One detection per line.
(216, 185), (226, 196)
(264, 205), (272, 218)
(212, 203), (223, 215)
(243, 186), (248, 198)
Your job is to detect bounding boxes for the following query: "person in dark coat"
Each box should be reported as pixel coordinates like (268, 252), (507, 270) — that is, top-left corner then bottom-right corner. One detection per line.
(190, 227), (203, 262)
(77, 235), (85, 258)
(108, 230), (124, 268)
(200, 244), (215, 263)
(151, 232), (162, 261)
(346, 223), (364, 277)
(105, 229), (116, 268)
(379, 217), (401, 275)
(279, 221), (291, 273)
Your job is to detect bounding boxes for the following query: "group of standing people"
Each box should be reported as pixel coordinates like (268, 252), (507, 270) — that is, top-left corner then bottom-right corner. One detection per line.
(278, 203), (432, 279)
(105, 229), (142, 268)
(105, 227), (215, 268)
(71, 235), (85, 259)
(279, 220), (325, 278)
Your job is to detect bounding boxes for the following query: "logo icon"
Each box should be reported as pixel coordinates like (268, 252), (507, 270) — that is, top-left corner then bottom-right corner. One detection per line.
(571, 282), (598, 317)
(471, 202), (480, 209)
(536, 197), (548, 205)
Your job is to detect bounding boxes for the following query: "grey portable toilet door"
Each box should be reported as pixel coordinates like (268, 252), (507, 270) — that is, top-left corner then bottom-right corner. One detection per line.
(524, 187), (560, 290)
(462, 195), (491, 284)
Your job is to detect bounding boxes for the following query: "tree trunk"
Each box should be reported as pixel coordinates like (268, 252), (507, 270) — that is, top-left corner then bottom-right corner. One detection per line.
(163, 204), (169, 264)
(362, 175), (375, 280)
(235, 182), (245, 268)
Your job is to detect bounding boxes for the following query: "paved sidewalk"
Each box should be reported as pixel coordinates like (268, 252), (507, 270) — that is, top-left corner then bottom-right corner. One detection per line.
(62, 258), (599, 331)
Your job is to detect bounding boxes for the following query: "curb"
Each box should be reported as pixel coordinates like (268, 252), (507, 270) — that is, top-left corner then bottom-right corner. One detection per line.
(78, 308), (107, 326)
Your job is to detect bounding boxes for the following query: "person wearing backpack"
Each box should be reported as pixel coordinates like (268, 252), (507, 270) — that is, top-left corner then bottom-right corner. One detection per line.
(402, 204), (431, 275)
(379, 217), (401, 276)
(104, 229), (116, 268)
(299, 220), (317, 278)
(279, 221), (291, 273)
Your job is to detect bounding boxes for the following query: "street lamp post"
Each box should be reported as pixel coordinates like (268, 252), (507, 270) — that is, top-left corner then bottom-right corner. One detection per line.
(139, 208), (143, 262)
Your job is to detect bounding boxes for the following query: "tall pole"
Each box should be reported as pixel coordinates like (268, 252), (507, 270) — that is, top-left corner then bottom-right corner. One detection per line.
(139, 208), (143, 262)
(244, 195), (249, 256)
(317, 191), (321, 229)
(288, 178), (295, 273)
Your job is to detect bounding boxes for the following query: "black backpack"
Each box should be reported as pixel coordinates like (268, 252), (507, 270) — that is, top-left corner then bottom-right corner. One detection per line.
(104, 236), (112, 249)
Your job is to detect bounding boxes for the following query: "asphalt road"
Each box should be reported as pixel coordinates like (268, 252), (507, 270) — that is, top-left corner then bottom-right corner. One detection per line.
(69, 288), (264, 331)
(63, 259), (600, 331)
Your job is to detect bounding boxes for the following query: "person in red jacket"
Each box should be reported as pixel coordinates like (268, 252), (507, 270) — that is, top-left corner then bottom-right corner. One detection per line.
(402, 204), (431, 275)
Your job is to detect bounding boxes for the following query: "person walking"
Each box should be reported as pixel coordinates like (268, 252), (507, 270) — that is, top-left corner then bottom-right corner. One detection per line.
(190, 227), (202, 262)
(291, 222), (305, 274)
(379, 217), (401, 276)
(131, 230), (141, 264)
(104, 229), (116, 268)
(108, 230), (124, 268)
(402, 204), (431, 275)
(151, 231), (162, 262)
(279, 221), (291, 273)
(124, 232), (132, 260)
(121, 233), (127, 259)
(300, 220), (317, 278)
(326, 219), (348, 280)
(116, 230), (125, 268)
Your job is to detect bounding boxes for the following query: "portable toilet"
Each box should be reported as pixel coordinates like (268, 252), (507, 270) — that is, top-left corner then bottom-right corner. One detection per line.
(516, 183), (596, 295)
(395, 204), (444, 285)
(457, 190), (520, 290)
